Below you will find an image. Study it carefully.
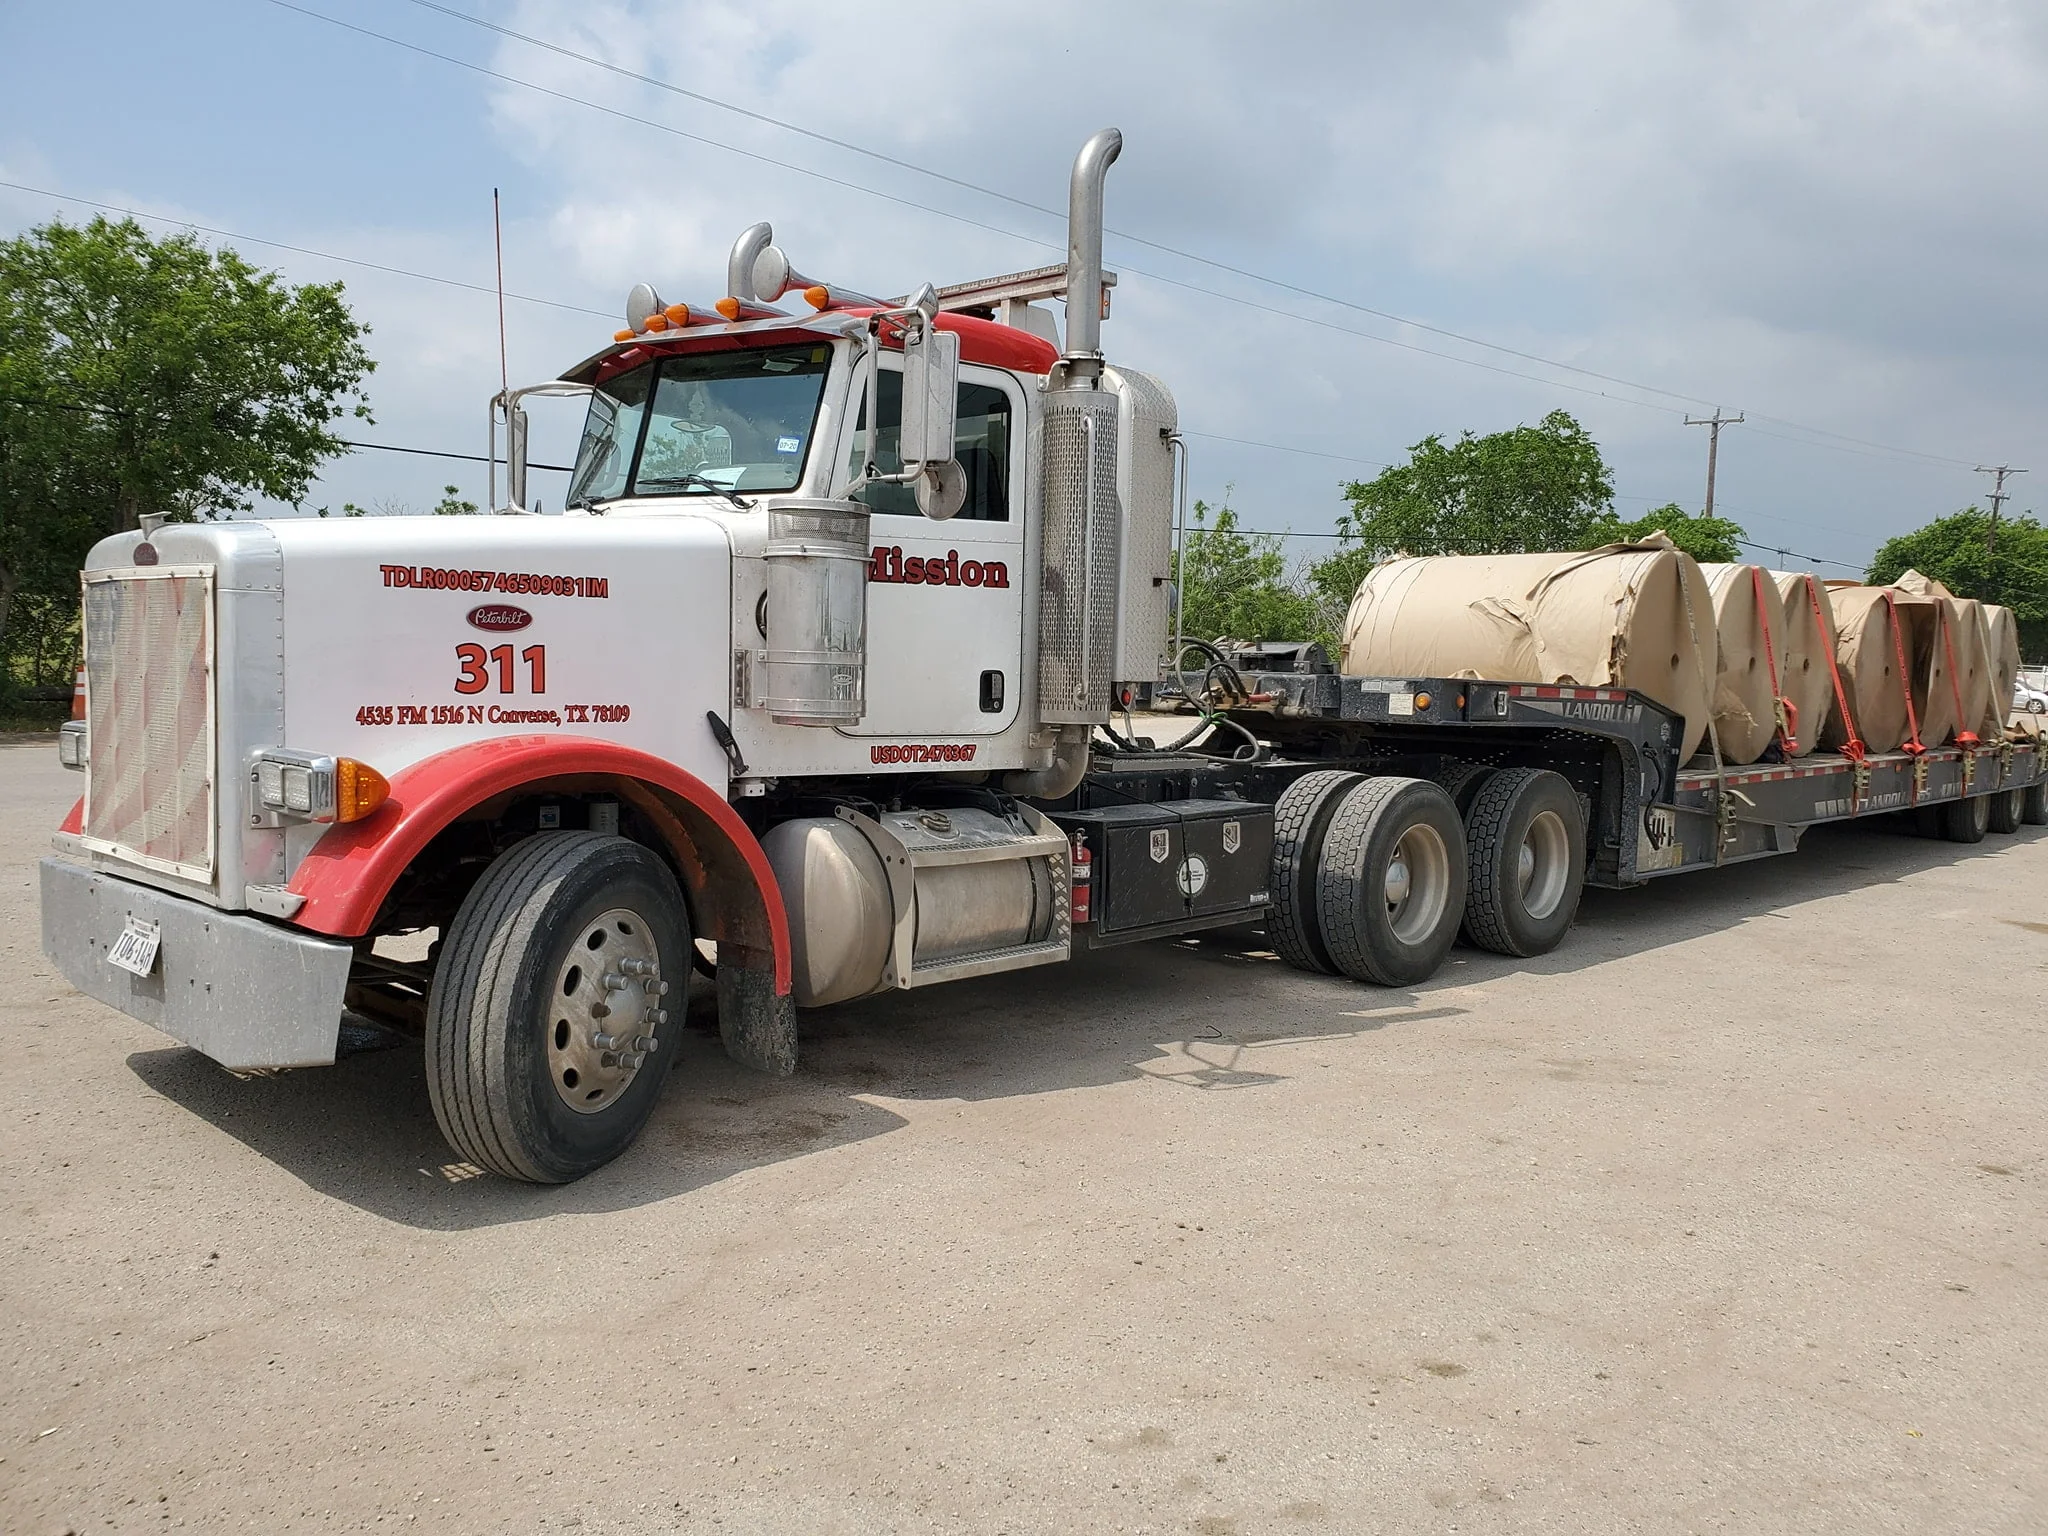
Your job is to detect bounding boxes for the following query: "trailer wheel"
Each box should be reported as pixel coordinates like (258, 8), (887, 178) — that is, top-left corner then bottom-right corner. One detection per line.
(427, 832), (686, 1183)
(2023, 782), (2048, 826)
(1432, 763), (1495, 817)
(1267, 770), (1365, 974)
(1316, 778), (1466, 986)
(1987, 786), (2026, 835)
(1938, 792), (1991, 844)
(1461, 768), (1586, 957)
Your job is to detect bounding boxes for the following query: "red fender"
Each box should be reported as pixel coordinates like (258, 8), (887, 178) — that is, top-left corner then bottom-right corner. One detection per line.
(285, 736), (789, 993)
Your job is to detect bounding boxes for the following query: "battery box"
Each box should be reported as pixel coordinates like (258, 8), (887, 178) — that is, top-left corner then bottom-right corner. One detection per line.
(1049, 799), (1274, 945)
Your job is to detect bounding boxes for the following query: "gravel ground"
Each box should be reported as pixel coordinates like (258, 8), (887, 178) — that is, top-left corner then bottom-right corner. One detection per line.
(3, 741), (2044, 1534)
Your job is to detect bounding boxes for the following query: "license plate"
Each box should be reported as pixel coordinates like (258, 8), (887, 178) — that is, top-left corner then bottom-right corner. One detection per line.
(108, 917), (162, 978)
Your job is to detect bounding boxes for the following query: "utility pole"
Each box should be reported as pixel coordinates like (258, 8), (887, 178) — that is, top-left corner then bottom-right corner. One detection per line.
(1975, 464), (2026, 554)
(1686, 408), (1744, 519)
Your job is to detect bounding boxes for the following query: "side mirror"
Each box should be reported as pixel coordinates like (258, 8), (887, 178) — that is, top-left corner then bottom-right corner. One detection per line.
(900, 322), (959, 471)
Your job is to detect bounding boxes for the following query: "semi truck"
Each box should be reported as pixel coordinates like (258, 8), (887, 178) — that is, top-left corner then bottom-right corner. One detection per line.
(40, 130), (2048, 1183)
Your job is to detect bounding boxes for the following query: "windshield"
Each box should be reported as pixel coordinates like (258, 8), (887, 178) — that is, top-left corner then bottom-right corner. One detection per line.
(566, 344), (832, 505)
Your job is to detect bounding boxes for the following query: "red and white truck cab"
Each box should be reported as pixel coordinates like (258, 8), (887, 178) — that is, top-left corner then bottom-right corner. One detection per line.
(42, 129), (1185, 1181)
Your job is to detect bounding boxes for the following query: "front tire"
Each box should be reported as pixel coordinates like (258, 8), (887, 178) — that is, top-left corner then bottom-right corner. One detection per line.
(1316, 778), (1466, 987)
(1461, 768), (1586, 957)
(427, 832), (686, 1183)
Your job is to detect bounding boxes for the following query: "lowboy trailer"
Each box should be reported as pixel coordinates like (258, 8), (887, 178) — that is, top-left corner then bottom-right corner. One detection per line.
(39, 130), (2047, 1183)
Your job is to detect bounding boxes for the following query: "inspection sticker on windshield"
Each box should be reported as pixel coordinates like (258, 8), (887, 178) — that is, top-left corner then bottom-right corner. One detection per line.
(776, 436), (801, 454)
(108, 917), (161, 978)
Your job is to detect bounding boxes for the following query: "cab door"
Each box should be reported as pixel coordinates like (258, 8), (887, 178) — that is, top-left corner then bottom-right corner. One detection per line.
(839, 361), (1026, 739)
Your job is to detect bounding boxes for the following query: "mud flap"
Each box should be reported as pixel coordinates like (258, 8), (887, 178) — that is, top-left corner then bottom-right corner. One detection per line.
(716, 962), (797, 1076)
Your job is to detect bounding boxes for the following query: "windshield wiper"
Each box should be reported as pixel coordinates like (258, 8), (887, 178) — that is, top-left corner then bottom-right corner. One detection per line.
(652, 472), (754, 510)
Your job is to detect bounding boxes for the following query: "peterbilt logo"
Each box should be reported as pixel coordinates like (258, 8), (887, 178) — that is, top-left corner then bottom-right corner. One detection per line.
(467, 604), (533, 632)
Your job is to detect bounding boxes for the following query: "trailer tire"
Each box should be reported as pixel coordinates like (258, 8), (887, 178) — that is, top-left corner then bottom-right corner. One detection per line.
(2023, 782), (2048, 826)
(1987, 786), (2025, 834)
(1432, 763), (1495, 817)
(1316, 778), (1466, 987)
(1938, 792), (1991, 844)
(427, 832), (687, 1183)
(1267, 770), (1365, 975)
(1461, 768), (1586, 957)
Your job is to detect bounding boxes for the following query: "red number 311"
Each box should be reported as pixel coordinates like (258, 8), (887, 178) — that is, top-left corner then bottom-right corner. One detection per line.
(455, 643), (546, 695)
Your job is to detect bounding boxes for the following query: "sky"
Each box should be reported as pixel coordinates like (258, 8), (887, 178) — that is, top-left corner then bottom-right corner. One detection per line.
(2, 0), (2043, 576)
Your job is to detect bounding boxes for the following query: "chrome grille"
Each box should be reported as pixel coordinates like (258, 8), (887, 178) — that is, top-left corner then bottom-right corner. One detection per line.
(82, 566), (216, 881)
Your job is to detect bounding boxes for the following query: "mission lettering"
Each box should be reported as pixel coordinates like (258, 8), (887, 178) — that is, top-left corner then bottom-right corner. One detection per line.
(868, 546), (1009, 589)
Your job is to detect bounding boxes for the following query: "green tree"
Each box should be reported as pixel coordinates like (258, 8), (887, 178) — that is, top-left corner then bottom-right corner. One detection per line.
(1177, 495), (1316, 644)
(1868, 507), (2048, 657)
(433, 484), (480, 515)
(1587, 502), (1746, 563)
(0, 215), (374, 667)
(1324, 408), (1614, 560)
(1306, 408), (1615, 618)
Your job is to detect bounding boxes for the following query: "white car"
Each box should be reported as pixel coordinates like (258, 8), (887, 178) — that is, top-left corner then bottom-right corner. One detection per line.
(2015, 680), (2048, 715)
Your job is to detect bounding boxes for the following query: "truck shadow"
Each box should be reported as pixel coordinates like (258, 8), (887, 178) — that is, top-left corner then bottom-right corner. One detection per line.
(126, 817), (2043, 1230)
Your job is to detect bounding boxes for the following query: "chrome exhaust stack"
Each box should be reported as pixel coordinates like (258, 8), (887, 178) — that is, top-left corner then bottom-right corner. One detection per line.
(1029, 128), (1128, 737)
(1061, 128), (1122, 372)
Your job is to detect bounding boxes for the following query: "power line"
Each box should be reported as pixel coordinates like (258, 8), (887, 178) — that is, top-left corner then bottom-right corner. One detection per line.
(379, 0), (1990, 472)
(0, 178), (615, 319)
(342, 438), (573, 472)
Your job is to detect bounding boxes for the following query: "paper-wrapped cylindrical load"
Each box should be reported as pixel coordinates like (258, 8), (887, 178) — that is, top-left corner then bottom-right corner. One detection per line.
(1769, 570), (1836, 757)
(1340, 539), (1718, 760)
(1821, 584), (1912, 751)
(1885, 571), (1963, 746)
(1696, 563), (1783, 764)
(1948, 597), (1999, 742)
(1985, 604), (2023, 731)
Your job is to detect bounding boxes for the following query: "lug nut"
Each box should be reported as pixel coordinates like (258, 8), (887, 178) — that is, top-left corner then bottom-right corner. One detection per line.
(618, 1051), (644, 1069)
(591, 1031), (619, 1051)
(599, 1051), (619, 1069)
(632, 1035), (658, 1053)
(656, 980), (671, 996)
(601, 971), (627, 991)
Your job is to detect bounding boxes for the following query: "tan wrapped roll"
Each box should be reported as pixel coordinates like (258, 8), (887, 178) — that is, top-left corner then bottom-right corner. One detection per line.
(1340, 538), (1718, 759)
(1948, 597), (1998, 742)
(1985, 605), (2023, 733)
(1697, 563), (1783, 763)
(1822, 584), (1911, 751)
(1890, 571), (1961, 745)
(1769, 571), (1836, 757)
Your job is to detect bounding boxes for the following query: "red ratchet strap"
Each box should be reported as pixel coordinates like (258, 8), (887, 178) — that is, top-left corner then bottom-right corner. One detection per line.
(1806, 577), (1865, 766)
(1751, 567), (1795, 753)
(1883, 593), (1925, 757)
(1936, 611), (1979, 750)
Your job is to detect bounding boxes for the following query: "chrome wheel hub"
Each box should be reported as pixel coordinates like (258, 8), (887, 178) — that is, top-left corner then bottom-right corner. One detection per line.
(1385, 824), (1451, 945)
(1518, 809), (1571, 922)
(548, 907), (669, 1114)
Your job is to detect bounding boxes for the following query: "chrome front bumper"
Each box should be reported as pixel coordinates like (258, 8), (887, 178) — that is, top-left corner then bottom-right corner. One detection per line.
(39, 858), (352, 1070)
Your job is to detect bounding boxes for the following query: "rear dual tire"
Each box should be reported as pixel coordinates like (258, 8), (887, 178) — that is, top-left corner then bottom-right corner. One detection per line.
(1316, 779), (1468, 987)
(1987, 786), (2026, 835)
(1460, 768), (1587, 958)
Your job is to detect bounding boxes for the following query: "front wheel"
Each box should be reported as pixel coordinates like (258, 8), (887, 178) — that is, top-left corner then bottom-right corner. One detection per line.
(427, 832), (687, 1183)
(1315, 778), (1466, 986)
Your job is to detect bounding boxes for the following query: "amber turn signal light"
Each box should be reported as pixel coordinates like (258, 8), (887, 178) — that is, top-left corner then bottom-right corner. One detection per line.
(335, 759), (391, 823)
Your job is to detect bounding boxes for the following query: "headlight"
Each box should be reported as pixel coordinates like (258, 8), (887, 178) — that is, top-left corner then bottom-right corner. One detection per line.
(57, 720), (88, 770)
(249, 751), (390, 824)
